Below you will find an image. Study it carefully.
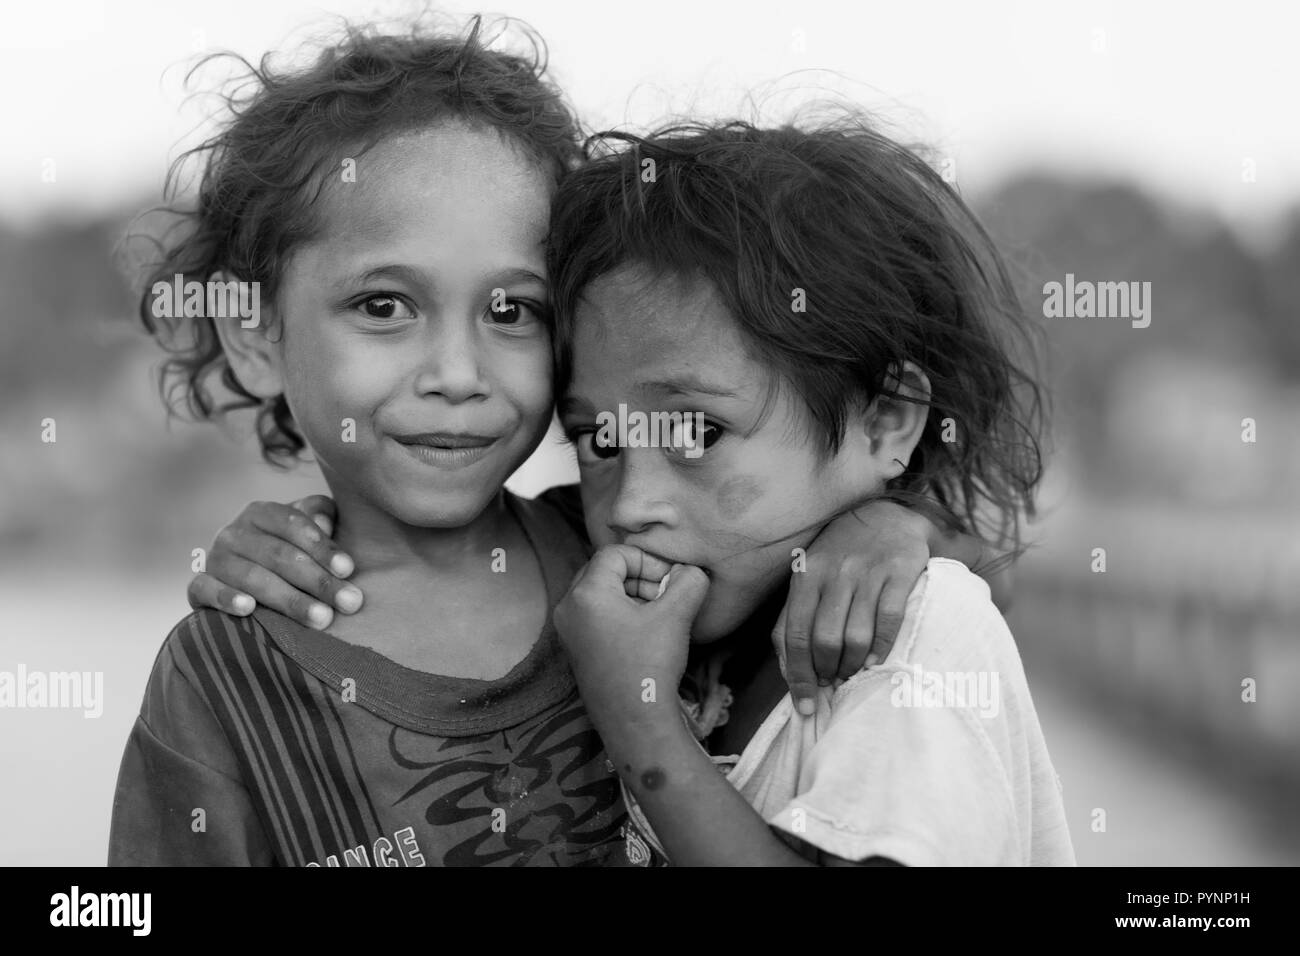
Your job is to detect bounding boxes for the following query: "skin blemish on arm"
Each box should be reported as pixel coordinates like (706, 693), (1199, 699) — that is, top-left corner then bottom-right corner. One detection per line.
(640, 767), (666, 791)
(715, 476), (764, 521)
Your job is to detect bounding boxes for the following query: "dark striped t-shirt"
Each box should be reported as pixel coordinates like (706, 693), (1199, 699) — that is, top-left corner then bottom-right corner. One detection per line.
(108, 488), (633, 867)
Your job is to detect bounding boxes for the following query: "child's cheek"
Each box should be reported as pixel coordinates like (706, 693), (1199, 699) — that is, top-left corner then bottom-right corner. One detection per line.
(510, 355), (556, 434)
(282, 338), (392, 453)
(714, 475), (764, 522)
(579, 470), (619, 549)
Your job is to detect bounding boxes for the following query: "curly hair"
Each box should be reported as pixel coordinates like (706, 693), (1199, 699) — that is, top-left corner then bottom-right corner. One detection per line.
(131, 14), (583, 465)
(547, 115), (1048, 555)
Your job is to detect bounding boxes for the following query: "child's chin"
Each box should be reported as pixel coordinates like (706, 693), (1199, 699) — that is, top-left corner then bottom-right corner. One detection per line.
(386, 487), (500, 528)
(689, 591), (760, 644)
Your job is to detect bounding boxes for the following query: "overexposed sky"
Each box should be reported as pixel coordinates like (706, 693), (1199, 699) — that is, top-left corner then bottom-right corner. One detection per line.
(2, 0), (1297, 235)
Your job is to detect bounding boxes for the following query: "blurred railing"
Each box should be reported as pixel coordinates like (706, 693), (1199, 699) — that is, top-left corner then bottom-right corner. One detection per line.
(1010, 497), (1300, 790)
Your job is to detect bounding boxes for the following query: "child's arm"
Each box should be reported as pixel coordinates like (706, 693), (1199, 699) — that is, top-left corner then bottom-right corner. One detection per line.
(109, 630), (274, 865)
(183, 486), (594, 628)
(555, 546), (822, 865)
(599, 698), (826, 866)
(182, 492), (1008, 688)
(781, 499), (1004, 713)
(556, 546), (1017, 867)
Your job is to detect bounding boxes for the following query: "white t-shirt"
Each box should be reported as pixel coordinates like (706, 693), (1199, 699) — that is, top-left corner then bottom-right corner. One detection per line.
(624, 558), (1076, 866)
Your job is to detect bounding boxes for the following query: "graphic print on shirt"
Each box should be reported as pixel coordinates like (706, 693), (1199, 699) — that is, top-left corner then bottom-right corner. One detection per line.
(389, 700), (623, 866)
(171, 610), (625, 867)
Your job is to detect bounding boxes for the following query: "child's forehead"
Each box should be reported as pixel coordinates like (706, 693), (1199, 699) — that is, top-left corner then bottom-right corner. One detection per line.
(577, 266), (736, 352)
(313, 123), (552, 241)
(571, 265), (766, 396)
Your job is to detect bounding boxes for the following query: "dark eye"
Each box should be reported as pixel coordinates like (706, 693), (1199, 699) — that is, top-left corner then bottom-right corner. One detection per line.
(571, 429), (620, 464)
(487, 298), (543, 327)
(668, 417), (722, 456)
(359, 295), (415, 322)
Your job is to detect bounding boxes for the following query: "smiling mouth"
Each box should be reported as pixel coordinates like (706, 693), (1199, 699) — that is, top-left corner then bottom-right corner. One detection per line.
(391, 432), (498, 467)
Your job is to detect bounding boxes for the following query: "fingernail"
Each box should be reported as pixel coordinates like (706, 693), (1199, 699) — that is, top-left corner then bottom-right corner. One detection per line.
(308, 604), (332, 629)
(865, 653), (881, 668)
(313, 515), (333, 535)
(796, 698), (816, 717)
(231, 593), (254, 614)
(655, 575), (670, 599)
(330, 553), (354, 577)
(336, 586), (363, 614)
(817, 678), (830, 687)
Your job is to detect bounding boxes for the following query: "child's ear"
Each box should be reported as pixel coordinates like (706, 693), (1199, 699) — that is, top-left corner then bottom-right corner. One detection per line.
(860, 361), (932, 478)
(209, 272), (283, 399)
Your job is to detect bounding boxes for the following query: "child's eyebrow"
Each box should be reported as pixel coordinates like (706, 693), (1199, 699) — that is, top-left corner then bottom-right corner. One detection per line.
(337, 265), (547, 290)
(557, 376), (741, 420)
(482, 267), (548, 288)
(344, 264), (427, 287)
(642, 375), (740, 399)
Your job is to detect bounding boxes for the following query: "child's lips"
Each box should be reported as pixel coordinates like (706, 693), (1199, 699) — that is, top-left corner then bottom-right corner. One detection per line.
(629, 544), (712, 579)
(391, 431), (498, 448)
(389, 432), (499, 468)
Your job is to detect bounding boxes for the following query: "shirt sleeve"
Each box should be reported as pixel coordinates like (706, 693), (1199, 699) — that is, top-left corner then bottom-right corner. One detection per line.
(108, 638), (274, 866)
(766, 667), (1023, 866)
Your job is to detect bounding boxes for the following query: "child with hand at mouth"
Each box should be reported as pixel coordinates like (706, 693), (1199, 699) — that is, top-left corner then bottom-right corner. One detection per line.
(549, 119), (1073, 867)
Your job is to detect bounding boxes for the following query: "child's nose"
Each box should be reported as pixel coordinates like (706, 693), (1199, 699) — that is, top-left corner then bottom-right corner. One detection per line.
(413, 319), (488, 402)
(606, 453), (677, 536)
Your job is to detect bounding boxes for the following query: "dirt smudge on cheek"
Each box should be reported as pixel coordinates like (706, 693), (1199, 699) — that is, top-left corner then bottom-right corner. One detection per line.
(715, 476), (765, 522)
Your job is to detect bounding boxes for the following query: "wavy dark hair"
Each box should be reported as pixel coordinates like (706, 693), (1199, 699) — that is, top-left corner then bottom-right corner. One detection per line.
(547, 115), (1048, 556)
(130, 14), (583, 464)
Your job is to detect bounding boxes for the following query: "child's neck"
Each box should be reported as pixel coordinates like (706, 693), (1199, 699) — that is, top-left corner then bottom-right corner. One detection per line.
(320, 485), (550, 680)
(332, 487), (516, 578)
